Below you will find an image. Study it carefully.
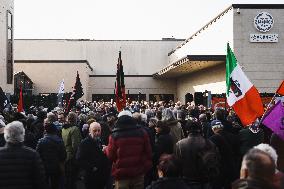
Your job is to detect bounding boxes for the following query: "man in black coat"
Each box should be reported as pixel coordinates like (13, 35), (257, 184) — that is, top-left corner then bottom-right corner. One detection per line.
(36, 122), (66, 189)
(0, 121), (47, 189)
(76, 122), (110, 189)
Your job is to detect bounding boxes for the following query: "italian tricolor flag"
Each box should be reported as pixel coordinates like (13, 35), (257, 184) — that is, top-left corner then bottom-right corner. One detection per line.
(226, 44), (264, 126)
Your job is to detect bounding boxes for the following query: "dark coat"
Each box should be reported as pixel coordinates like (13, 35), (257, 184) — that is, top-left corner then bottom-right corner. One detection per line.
(24, 130), (37, 149)
(271, 133), (284, 172)
(104, 115), (152, 180)
(36, 134), (66, 174)
(146, 177), (191, 189)
(76, 136), (110, 189)
(98, 120), (111, 145)
(0, 143), (47, 189)
(239, 128), (264, 156)
(175, 133), (219, 183)
(31, 118), (45, 141)
(232, 179), (275, 189)
(0, 133), (5, 147)
(210, 132), (238, 188)
(153, 132), (174, 166)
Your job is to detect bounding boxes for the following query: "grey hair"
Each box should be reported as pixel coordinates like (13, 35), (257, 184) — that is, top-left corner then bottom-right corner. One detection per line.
(254, 143), (278, 166)
(4, 121), (25, 143)
(162, 108), (176, 121)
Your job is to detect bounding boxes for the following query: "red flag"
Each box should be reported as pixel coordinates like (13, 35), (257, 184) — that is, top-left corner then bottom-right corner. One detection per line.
(17, 86), (24, 112)
(115, 51), (126, 112)
(65, 71), (84, 114)
(276, 80), (284, 96)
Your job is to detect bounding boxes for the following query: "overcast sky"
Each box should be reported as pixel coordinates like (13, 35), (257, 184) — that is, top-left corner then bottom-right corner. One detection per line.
(14, 0), (284, 40)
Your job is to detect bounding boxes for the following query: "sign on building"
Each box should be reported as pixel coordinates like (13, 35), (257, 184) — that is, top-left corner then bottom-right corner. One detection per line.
(250, 12), (278, 43)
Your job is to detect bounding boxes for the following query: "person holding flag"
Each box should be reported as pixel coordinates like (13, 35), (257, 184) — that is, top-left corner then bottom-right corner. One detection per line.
(261, 80), (284, 172)
(226, 43), (264, 126)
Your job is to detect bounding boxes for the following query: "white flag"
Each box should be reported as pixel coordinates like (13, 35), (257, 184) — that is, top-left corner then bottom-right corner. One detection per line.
(58, 79), (64, 94)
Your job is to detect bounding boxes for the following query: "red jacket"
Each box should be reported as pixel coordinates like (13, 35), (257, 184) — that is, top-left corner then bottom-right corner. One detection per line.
(105, 115), (152, 180)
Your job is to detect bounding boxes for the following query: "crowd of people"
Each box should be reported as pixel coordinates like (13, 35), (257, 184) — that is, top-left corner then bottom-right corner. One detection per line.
(0, 99), (283, 189)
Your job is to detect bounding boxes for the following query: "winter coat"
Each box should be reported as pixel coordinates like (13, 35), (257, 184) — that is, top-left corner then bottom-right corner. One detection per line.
(36, 134), (66, 174)
(76, 136), (111, 188)
(146, 177), (191, 189)
(0, 133), (5, 147)
(153, 132), (174, 166)
(239, 128), (264, 156)
(232, 179), (275, 189)
(104, 115), (152, 180)
(31, 118), (45, 141)
(210, 132), (238, 188)
(271, 133), (284, 172)
(175, 133), (219, 184)
(24, 130), (37, 149)
(62, 124), (82, 161)
(165, 120), (184, 146)
(0, 143), (47, 189)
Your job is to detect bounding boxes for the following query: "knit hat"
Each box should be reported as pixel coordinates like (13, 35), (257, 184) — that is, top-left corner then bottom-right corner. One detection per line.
(211, 120), (223, 130)
(118, 110), (132, 118)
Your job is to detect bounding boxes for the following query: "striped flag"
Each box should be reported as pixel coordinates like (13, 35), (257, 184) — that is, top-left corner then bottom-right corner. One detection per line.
(57, 79), (64, 107)
(226, 43), (264, 126)
(276, 80), (284, 96)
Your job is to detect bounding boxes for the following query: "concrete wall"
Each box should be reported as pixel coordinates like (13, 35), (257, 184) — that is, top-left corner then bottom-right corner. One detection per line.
(0, 0), (13, 93)
(233, 8), (284, 93)
(14, 39), (181, 101)
(14, 62), (91, 98)
(176, 64), (225, 103)
(88, 77), (176, 101)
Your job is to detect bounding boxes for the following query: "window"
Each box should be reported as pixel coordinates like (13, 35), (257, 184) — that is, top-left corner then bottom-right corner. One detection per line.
(7, 10), (13, 84)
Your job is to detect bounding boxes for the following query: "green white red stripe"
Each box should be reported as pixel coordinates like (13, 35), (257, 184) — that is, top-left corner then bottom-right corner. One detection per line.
(226, 43), (264, 126)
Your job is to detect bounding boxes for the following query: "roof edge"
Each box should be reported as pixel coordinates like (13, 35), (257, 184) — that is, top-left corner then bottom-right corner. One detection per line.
(232, 4), (284, 9)
(14, 59), (94, 71)
(153, 55), (226, 77)
(168, 5), (233, 56)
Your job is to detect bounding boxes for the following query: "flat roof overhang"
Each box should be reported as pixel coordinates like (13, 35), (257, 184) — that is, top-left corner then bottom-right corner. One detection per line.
(153, 55), (226, 79)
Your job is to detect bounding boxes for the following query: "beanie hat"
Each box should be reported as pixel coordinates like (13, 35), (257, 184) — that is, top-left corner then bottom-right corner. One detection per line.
(211, 120), (223, 130)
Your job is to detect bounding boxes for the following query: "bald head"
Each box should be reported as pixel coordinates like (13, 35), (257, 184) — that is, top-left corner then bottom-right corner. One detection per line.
(241, 148), (275, 182)
(89, 122), (101, 139)
(199, 113), (207, 122)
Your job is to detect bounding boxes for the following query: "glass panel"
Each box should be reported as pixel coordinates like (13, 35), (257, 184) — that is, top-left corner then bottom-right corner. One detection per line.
(7, 11), (12, 28)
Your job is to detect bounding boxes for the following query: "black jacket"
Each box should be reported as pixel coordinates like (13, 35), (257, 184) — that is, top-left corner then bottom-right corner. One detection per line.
(0, 143), (47, 189)
(232, 179), (275, 189)
(175, 133), (219, 183)
(153, 132), (174, 166)
(76, 136), (110, 187)
(146, 177), (191, 189)
(36, 134), (66, 174)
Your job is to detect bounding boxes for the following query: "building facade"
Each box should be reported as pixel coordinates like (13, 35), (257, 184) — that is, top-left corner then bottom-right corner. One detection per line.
(0, 0), (14, 94)
(13, 4), (283, 103)
(14, 39), (182, 101)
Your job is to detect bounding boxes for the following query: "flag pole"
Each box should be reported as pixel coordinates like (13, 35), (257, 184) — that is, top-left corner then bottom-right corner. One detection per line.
(259, 93), (277, 125)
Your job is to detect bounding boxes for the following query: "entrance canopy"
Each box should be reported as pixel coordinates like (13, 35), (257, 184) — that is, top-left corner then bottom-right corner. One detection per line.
(153, 55), (225, 78)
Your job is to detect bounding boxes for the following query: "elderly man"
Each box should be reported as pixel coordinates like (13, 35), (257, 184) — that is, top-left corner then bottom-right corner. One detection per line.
(232, 148), (276, 189)
(0, 121), (46, 189)
(76, 122), (110, 189)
